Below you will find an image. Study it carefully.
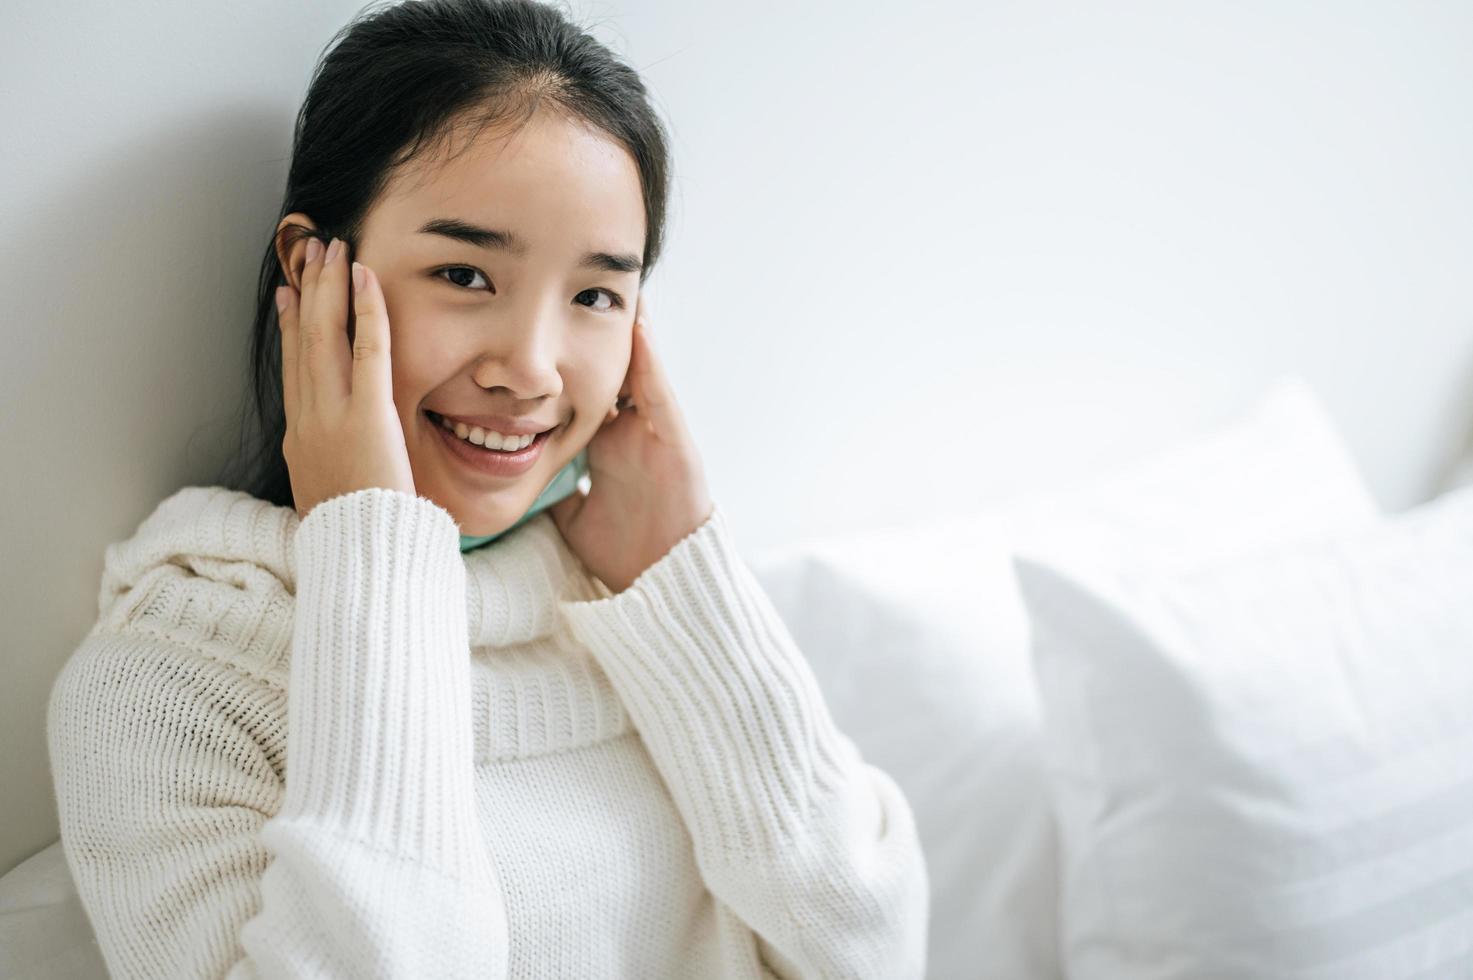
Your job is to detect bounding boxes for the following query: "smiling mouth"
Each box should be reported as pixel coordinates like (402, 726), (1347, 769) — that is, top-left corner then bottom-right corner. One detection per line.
(425, 410), (558, 452)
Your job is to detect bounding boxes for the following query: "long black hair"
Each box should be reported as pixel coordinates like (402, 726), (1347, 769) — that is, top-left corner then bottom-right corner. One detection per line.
(214, 0), (673, 508)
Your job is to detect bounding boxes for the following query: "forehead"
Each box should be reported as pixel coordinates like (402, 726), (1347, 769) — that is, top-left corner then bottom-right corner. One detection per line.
(369, 110), (645, 248)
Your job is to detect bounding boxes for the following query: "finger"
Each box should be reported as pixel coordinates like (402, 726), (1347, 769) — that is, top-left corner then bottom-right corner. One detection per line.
(348, 262), (393, 407)
(617, 293), (646, 403)
(301, 236), (351, 405)
(275, 284), (299, 425)
(296, 236), (326, 412)
(629, 317), (688, 443)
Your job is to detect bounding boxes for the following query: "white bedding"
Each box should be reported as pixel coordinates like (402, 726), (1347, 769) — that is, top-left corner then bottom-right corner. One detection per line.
(0, 840), (104, 980)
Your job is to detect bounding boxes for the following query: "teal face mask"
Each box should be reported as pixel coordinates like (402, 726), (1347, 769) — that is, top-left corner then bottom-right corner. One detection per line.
(458, 448), (590, 553)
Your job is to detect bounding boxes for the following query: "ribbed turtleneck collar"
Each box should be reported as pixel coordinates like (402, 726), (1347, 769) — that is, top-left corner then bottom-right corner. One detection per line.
(96, 485), (613, 650)
(93, 486), (630, 764)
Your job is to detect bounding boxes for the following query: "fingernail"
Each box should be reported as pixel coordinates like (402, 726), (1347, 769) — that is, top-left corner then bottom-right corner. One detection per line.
(325, 237), (342, 264)
(352, 261), (365, 293)
(275, 286), (287, 313)
(305, 237), (323, 264)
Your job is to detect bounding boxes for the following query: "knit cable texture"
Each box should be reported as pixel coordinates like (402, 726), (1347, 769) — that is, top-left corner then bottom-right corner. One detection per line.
(46, 485), (929, 979)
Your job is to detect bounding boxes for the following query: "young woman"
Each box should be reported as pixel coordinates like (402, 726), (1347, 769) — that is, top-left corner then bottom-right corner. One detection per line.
(46, 1), (930, 976)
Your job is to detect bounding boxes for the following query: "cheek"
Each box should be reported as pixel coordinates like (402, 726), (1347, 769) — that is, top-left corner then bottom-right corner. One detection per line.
(569, 346), (630, 410)
(388, 339), (440, 404)
(384, 308), (453, 387)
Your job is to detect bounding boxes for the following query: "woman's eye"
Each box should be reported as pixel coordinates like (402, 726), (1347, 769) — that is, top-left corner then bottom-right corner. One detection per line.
(575, 287), (625, 313)
(436, 266), (491, 291)
(435, 267), (622, 313)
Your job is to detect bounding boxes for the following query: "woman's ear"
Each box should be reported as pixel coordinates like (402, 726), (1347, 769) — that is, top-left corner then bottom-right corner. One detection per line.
(274, 212), (320, 291)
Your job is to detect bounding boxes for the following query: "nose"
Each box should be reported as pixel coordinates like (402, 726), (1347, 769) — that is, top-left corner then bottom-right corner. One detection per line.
(468, 299), (564, 400)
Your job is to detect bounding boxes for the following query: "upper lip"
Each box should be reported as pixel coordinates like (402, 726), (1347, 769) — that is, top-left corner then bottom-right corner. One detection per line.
(427, 410), (558, 436)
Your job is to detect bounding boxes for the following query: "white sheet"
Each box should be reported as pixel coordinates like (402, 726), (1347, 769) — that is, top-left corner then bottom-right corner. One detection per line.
(0, 840), (105, 980)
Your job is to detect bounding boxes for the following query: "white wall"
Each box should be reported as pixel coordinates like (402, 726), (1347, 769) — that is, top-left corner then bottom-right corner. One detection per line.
(0, 0), (384, 877)
(633, 0), (1473, 547)
(3, 0), (1470, 876)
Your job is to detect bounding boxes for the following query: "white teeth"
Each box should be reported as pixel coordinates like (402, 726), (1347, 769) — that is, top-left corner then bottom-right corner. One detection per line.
(436, 414), (536, 451)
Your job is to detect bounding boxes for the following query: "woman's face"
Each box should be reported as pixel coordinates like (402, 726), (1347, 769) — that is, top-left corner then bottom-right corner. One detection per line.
(277, 109), (646, 536)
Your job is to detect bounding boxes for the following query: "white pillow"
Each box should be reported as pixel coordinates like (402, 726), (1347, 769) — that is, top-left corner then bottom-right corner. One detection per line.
(747, 376), (1379, 980)
(1013, 482), (1473, 980)
(751, 517), (1055, 980)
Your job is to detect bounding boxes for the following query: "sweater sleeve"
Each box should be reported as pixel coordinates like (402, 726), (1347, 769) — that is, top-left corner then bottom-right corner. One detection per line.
(46, 487), (508, 980)
(557, 503), (930, 980)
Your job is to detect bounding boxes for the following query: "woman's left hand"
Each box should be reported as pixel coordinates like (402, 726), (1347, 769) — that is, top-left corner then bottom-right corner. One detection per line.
(549, 294), (714, 595)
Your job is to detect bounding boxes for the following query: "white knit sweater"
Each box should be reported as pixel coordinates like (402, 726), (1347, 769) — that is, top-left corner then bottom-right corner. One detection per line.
(45, 485), (929, 979)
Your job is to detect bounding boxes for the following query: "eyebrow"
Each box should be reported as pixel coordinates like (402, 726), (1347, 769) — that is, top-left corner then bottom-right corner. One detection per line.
(417, 217), (643, 275)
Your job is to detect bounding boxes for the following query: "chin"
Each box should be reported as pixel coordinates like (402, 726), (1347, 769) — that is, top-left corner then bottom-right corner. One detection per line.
(415, 482), (518, 537)
(461, 495), (533, 533)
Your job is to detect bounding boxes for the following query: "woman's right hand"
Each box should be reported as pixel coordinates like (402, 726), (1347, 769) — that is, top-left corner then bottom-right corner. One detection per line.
(275, 235), (417, 522)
